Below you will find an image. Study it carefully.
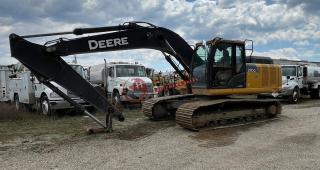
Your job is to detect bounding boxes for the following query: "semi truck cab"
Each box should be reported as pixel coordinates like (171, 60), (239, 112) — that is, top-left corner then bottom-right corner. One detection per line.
(90, 62), (154, 105)
(278, 64), (320, 103)
(280, 65), (303, 97)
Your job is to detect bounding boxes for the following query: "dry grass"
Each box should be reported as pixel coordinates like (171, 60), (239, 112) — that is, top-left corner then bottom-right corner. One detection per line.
(0, 103), (36, 121)
(0, 106), (149, 145)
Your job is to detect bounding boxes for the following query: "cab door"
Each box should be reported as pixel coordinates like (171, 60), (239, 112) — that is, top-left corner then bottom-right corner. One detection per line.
(107, 66), (115, 93)
(209, 42), (246, 89)
(232, 44), (246, 88)
(297, 66), (303, 88)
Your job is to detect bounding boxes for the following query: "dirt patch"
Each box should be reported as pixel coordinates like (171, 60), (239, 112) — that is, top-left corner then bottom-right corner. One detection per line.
(107, 120), (175, 141)
(191, 128), (241, 148)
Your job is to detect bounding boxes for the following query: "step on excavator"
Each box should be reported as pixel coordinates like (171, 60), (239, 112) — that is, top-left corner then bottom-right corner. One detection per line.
(9, 22), (282, 132)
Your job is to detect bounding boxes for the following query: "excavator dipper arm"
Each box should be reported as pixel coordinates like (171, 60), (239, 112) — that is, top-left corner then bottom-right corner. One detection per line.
(9, 22), (193, 131)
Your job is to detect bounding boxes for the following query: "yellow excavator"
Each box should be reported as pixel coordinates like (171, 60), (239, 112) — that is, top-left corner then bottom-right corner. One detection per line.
(143, 38), (282, 130)
(9, 22), (281, 131)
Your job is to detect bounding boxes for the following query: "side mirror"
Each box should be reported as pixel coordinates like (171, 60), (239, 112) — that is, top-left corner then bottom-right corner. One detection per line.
(286, 76), (290, 79)
(84, 68), (90, 81)
(30, 74), (35, 82)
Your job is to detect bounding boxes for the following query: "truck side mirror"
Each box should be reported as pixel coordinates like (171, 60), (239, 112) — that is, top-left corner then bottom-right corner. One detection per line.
(84, 68), (90, 81)
(30, 76), (35, 82)
(30, 73), (35, 82)
(286, 76), (290, 80)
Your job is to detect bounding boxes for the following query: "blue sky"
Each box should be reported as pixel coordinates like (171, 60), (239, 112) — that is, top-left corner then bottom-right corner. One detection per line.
(0, 0), (319, 71)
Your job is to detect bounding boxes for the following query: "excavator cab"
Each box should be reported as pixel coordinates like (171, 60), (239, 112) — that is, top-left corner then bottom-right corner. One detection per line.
(191, 39), (246, 89)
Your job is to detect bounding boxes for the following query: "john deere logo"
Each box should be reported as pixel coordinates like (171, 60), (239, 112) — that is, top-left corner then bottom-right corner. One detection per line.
(88, 37), (129, 50)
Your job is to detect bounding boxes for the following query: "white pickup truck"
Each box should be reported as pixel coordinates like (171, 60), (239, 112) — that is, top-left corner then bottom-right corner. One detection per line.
(278, 64), (320, 103)
(9, 63), (91, 115)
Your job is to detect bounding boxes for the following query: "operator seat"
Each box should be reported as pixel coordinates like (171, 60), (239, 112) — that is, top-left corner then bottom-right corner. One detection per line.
(219, 50), (231, 67)
(215, 50), (232, 86)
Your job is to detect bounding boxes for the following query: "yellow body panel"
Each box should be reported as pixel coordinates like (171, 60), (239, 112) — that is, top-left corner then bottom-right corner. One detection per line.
(193, 64), (282, 96)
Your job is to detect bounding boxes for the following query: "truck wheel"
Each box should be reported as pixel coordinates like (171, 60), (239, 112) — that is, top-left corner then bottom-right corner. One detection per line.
(290, 88), (299, 103)
(40, 95), (52, 116)
(36, 101), (41, 113)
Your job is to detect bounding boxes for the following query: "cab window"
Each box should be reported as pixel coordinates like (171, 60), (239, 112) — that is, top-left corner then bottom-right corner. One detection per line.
(191, 45), (209, 87)
(214, 44), (232, 67)
(235, 45), (245, 73)
(108, 67), (114, 77)
(298, 67), (302, 77)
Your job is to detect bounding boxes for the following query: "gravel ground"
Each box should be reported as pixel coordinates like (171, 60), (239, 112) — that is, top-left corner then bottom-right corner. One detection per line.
(1, 99), (320, 169)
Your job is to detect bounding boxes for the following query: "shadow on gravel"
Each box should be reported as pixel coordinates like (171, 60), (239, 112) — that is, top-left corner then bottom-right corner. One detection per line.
(285, 98), (320, 109)
(190, 119), (281, 148)
(279, 133), (320, 146)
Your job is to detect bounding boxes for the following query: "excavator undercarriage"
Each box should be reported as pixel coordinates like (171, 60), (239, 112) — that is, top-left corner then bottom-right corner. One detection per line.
(143, 95), (281, 130)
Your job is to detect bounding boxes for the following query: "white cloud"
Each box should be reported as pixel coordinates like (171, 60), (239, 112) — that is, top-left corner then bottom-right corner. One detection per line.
(0, 0), (320, 69)
(83, 0), (98, 10)
(293, 40), (310, 46)
(163, 0), (192, 17)
(71, 50), (171, 72)
(254, 48), (301, 60)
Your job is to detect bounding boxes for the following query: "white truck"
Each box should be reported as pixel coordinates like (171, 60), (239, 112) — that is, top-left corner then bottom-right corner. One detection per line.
(279, 64), (320, 103)
(0, 65), (13, 102)
(89, 62), (154, 105)
(9, 63), (91, 115)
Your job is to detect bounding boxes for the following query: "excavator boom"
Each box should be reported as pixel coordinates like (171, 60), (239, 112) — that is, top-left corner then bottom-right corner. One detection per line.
(9, 22), (193, 130)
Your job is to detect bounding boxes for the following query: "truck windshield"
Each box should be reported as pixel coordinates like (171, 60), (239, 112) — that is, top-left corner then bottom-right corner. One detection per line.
(116, 65), (146, 77)
(70, 65), (85, 78)
(282, 66), (296, 76)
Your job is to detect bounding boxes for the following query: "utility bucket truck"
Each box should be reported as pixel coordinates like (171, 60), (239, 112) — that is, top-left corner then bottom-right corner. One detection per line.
(9, 63), (91, 115)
